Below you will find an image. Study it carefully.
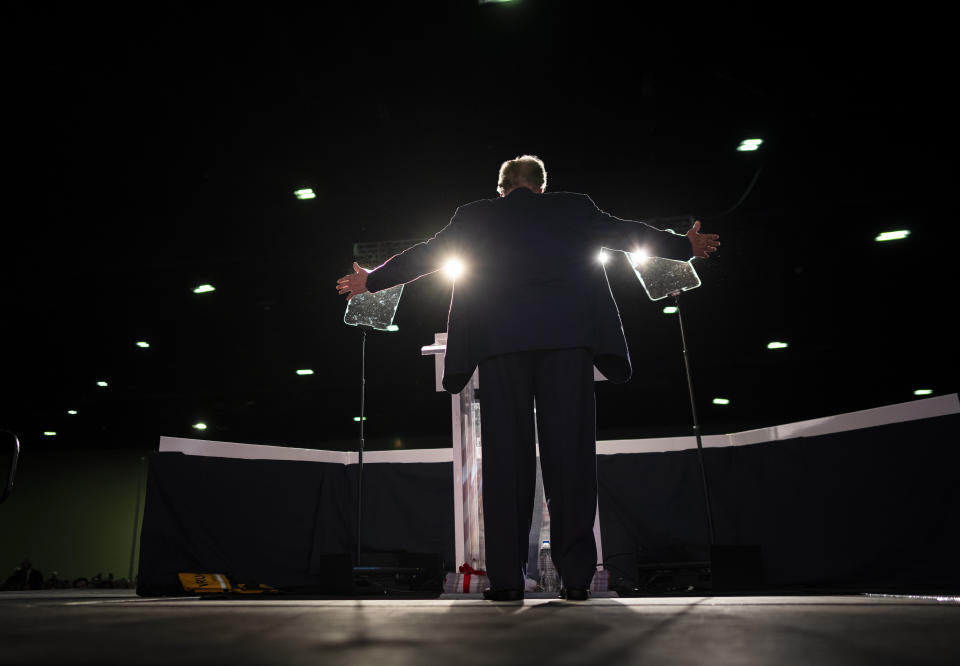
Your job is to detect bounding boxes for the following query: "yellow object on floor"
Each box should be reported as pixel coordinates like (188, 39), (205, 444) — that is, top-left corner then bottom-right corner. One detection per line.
(178, 573), (232, 594)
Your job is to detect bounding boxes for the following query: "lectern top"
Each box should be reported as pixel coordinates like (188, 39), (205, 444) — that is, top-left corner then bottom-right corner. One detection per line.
(422, 332), (607, 386)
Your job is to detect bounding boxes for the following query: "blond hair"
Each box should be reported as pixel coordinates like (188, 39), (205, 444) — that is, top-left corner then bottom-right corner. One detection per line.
(498, 154), (547, 193)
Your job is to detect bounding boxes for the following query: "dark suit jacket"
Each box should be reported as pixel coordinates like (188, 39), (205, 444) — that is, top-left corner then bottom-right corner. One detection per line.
(365, 188), (692, 394)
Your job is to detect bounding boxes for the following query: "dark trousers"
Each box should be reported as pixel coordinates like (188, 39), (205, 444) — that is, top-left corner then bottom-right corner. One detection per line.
(478, 347), (598, 590)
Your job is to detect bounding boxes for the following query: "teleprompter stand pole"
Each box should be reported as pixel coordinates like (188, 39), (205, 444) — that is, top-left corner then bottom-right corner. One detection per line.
(356, 325), (370, 563)
(671, 291), (716, 545)
(620, 274), (762, 596)
(348, 324), (443, 595)
(665, 291), (764, 592)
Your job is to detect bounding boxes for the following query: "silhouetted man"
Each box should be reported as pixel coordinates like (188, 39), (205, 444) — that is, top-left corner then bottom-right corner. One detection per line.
(337, 155), (719, 600)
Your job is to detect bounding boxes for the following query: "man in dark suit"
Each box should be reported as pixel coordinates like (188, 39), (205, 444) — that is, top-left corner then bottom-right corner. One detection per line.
(337, 155), (719, 600)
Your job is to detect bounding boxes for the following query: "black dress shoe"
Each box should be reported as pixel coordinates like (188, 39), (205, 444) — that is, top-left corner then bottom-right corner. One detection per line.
(560, 587), (589, 601)
(482, 587), (524, 601)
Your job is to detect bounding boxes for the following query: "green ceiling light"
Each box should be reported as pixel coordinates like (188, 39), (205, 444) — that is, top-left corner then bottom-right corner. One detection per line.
(353, 416), (367, 422)
(385, 324), (399, 332)
(294, 188), (316, 200)
(767, 341), (789, 350)
(875, 230), (910, 242)
(96, 381), (109, 387)
(192, 422), (207, 430)
(136, 341), (150, 348)
(43, 431), (57, 436)
(737, 138), (763, 152)
(712, 398), (730, 405)
(193, 284), (216, 294)
(914, 389), (933, 396)
(663, 306), (678, 314)
(296, 369), (315, 375)
(67, 410), (77, 415)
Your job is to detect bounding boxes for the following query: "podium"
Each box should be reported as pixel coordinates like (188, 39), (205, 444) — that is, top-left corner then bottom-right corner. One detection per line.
(422, 333), (606, 583)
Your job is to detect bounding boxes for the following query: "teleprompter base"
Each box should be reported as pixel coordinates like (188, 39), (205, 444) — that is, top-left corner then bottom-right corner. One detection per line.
(614, 544), (764, 595)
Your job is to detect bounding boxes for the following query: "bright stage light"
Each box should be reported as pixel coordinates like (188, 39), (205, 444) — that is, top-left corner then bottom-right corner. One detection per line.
(385, 324), (399, 332)
(296, 369), (314, 375)
(353, 416), (367, 422)
(294, 188), (316, 200)
(875, 230), (910, 242)
(193, 422), (207, 430)
(767, 341), (789, 350)
(663, 306), (678, 314)
(737, 138), (763, 152)
(136, 341), (150, 348)
(598, 251), (609, 264)
(627, 248), (649, 266)
(96, 381), (108, 387)
(443, 258), (464, 280)
(67, 410), (77, 415)
(712, 398), (730, 405)
(43, 431), (57, 436)
(914, 389), (933, 396)
(193, 284), (216, 294)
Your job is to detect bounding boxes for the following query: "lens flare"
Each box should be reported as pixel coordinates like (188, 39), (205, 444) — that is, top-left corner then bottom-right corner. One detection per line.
(628, 248), (649, 266)
(443, 258), (464, 280)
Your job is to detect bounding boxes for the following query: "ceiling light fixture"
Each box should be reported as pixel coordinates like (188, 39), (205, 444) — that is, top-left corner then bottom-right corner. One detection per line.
(875, 230), (910, 242)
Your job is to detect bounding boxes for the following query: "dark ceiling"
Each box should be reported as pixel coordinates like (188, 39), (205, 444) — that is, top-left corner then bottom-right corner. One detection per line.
(5, 1), (953, 452)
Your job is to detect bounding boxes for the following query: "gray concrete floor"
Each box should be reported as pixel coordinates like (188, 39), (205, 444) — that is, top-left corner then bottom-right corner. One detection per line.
(2, 590), (959, 665)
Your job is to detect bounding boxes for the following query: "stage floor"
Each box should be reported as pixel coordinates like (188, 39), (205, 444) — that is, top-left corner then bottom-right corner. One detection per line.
(2, 590), (959, 665)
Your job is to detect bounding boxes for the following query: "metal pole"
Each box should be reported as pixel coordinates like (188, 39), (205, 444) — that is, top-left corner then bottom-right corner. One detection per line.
(128, 455), (146, 581)
(356, 327), (367, 564)
(672, 292), (716, 545)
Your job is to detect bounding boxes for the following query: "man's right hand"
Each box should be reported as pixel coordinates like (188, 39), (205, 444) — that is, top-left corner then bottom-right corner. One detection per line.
(686, 220), (720, 258)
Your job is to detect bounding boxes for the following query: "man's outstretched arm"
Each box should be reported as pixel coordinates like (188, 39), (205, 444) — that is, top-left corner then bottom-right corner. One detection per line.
(335, 236), (446, 300)
(586, 196), (719, 261)
(335, 209), (465, 299)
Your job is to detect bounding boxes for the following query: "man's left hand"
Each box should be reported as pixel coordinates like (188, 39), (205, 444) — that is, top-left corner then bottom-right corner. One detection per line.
(336, 262), (369, 299)
(686, 220), (720, 258)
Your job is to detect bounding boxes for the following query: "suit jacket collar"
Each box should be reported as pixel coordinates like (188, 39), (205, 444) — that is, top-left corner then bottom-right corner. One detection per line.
(505, 187), (538, 198)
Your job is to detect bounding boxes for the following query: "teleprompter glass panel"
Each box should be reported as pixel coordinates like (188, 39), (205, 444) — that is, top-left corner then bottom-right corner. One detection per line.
(343, 284), (404, 330)
(630, 256), (701, 301)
